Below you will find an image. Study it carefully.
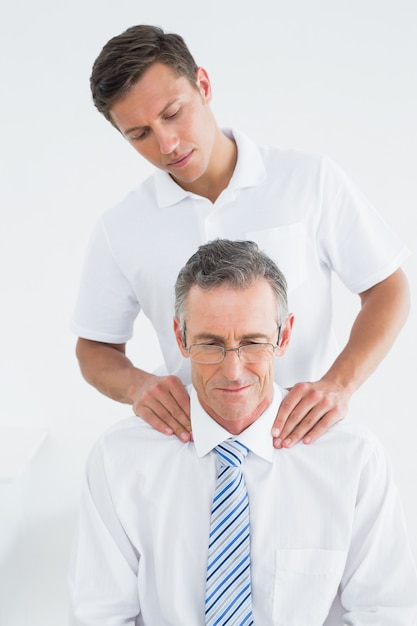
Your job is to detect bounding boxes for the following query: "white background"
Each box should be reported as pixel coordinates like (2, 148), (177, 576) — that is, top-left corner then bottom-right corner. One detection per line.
(0, 0), (416, 623)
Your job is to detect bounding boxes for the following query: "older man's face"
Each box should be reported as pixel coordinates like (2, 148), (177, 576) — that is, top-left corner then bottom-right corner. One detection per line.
(174, 279), (292, 434)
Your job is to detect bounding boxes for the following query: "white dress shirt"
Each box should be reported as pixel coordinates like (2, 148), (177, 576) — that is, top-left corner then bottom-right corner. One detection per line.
(70, 130), (409, 389)
(69, 385), (417, 625)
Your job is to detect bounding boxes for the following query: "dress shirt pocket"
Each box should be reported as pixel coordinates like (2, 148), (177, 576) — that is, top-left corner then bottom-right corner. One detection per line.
(246, 224), (307, 293)
(272, 548), (346, 625)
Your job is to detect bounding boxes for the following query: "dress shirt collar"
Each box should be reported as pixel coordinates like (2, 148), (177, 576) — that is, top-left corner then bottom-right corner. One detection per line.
(154, 128), (266, 208)
(191, 383), (284, 463)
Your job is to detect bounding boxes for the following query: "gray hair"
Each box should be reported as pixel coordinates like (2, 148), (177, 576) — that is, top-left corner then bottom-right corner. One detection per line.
(175, 239), (288, 330)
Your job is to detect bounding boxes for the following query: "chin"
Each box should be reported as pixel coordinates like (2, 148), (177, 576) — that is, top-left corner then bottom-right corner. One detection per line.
(214, 404), (255, 424)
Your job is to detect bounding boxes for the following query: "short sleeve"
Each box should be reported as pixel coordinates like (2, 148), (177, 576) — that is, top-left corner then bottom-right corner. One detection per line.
(317, 156), (410, 294)
(70, 219), (141, 343)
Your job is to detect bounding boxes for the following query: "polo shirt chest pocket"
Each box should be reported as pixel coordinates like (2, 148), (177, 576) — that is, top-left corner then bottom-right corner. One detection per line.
(272, 548), (346, 625)
(246, 224), (307, 293)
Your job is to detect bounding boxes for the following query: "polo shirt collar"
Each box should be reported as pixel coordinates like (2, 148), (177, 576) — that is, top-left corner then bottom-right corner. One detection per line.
(154, 128), (266, 208)
(191, 383), (284, 463)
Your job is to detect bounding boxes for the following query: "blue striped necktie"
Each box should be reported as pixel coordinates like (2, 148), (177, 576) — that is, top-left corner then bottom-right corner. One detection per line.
(205, 439), (253, 626)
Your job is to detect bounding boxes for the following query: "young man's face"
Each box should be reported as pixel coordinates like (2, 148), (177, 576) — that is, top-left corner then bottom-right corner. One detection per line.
(174, 279), (293, 434)
(109, 63), (217, 189)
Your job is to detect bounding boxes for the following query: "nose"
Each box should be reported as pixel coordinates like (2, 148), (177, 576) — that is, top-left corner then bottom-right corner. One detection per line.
(156, 128), (180, 155)
(220, 349), (244, 381)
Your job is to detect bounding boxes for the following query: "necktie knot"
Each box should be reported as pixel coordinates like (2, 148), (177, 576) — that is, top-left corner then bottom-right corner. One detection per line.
(215, 440), (249, 468)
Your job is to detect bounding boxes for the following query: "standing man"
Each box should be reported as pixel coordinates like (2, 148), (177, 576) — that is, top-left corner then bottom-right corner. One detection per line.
(69, 240), (417, 625)
(72, 25), (410, 447)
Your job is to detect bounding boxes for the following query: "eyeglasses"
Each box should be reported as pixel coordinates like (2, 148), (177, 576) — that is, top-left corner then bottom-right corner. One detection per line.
(185, 342), (278, 364)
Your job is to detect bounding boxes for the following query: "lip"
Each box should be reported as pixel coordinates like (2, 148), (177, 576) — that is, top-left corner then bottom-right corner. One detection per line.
(216, 385), (252, 395)
(167, 150), (193, 168)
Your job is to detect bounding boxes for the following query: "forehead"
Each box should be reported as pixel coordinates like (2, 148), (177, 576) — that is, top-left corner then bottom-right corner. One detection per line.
(109, 62), (195, 126)
(133, 61), (192, 93)
(185, 281), (278, 337)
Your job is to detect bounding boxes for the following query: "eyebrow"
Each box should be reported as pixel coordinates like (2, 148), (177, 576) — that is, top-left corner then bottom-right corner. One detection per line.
(123, 98), (179, 135)
(191, 332), (275, 343)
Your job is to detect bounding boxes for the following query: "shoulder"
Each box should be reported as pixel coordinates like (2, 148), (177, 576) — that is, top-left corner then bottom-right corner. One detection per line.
(98, 415), (170, 453)
(279, 418), (384, 469)
(233, 128), (348, 184)
(232, 128), (325, 172)
(257, 144), (339, 185)
(87, 416), (184, 475)
(100, 173), (157, 228)
(88, 174), (159, 253)
(319, 419), (386, 465)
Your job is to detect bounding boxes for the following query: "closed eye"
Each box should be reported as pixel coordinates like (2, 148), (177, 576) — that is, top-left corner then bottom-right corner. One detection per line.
(130, 128), (150, 142)
(164, 108), (181, 120)
(241, 341), (265, 346)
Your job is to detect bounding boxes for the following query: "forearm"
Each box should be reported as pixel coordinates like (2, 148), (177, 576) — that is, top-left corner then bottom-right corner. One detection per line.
(75, 337), (155, 405)
(75, 338), (191, 438)
(273, 269), (410, 447)
(321, 268), (410, 395)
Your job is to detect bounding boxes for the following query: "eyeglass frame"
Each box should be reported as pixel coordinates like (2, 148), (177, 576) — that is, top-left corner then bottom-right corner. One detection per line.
(182, 324), (282, 364)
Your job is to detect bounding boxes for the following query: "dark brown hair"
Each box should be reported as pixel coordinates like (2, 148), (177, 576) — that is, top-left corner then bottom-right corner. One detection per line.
(90, 25), (199, 122)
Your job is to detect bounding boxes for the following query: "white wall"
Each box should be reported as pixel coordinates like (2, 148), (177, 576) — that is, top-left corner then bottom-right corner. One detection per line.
(1, 0), (416, 623)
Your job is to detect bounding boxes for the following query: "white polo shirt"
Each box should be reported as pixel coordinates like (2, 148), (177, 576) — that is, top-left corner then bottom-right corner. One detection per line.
(71, 130), (409, 388)
(69, 385), (417, 624)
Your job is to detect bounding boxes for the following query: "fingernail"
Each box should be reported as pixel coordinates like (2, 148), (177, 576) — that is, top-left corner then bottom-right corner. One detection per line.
(303, 436), (311, 444)
(283, 438), (292, 447)
(180, 432), (190, 442)
(272, 428), (280, 437)
(274, 438), (282, 447)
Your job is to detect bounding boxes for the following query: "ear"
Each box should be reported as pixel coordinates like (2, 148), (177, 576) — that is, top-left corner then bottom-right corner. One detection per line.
(275, 314), (295, 357)
(195, 67), (212, 103)
(173, 317), (189, 358)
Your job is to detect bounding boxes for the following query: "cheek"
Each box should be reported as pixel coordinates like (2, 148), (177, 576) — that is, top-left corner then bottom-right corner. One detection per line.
(255, 364), (274, 387)
(129, 138), (159, 162)
(138, 145), (157, 162)
(191, 365), (210, 391)
(191, 364), (221, 394)
(188, 106), (214, 142)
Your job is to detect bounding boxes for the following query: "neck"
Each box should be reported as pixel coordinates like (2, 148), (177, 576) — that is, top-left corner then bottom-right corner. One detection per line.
(200, 395), (272, 435)
(174, 129), (237, 203)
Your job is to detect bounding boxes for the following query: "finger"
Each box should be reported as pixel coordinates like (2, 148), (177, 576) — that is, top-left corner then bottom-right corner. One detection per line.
(271, 383), (311, 436)
(158, 376), (192, 427)
(278, 407), (340, 449)
(278, 409), (326, 448)
(134, 386), (190, 436)
(301, 411), (342, 445)
(164, 376), (192, 416)
(138, 392), (191, 429)
(275, 392), (323, 443)
(140, 383), (191, 430)
(134, 405), (174, 435)
(135, 403), (192, 442)
(157, 395), (192, 431)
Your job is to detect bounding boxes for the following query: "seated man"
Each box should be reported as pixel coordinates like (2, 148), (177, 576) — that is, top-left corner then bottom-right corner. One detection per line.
(69, 239), (417, 625)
